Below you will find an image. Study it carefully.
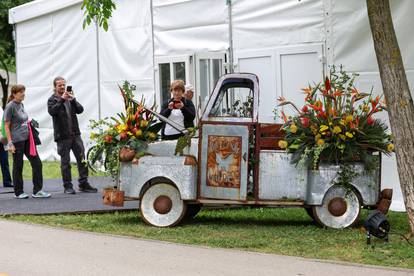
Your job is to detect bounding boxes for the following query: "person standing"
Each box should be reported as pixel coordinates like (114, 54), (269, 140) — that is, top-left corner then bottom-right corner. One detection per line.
(160, 80), (195, 140)
(4, 84), (50, 199)
(0, 106), (13, 188)
(47, 77), (97, 194)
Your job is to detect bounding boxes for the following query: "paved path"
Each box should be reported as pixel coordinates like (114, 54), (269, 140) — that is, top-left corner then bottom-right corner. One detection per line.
(0, 220), (412, 276)
(0, 177), (138, 215)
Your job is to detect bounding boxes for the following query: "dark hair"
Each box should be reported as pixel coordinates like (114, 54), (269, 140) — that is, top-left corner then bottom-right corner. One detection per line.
(53, 76), (65, 87)
(8, 84), (26, 103)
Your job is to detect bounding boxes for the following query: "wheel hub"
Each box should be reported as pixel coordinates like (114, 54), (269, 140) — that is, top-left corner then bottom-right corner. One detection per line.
(327, 197), (347, 217)
(153, 195), (173, 214)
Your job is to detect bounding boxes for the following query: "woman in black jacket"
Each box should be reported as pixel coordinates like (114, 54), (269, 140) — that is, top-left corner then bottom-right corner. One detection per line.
(160, 80), (195, 140)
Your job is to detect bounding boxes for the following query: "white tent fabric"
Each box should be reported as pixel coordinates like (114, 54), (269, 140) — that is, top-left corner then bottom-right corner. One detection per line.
(9, 0), (414, 211)
(152, 0), (228, 56)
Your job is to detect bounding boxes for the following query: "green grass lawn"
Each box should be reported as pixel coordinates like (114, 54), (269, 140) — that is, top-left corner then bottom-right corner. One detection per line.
(0, 157), (105, 181)
(7, 208), (414, 269)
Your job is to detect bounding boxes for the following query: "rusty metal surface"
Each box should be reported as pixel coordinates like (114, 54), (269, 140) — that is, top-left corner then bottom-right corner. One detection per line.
(258, 151), (307, 200)
(306, 161), (380, 206)
(200, 124), (249, 200)
(119, 156), (197, 200)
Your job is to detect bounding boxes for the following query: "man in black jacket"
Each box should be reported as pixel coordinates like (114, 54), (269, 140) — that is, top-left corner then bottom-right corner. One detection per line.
(47, 77), (97, 194)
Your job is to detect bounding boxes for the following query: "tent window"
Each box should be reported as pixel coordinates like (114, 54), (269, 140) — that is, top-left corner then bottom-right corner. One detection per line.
(159, 63), (171, 104)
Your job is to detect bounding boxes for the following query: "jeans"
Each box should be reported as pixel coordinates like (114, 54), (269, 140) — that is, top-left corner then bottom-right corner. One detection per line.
(12, 139), (43, 196)
(57, 136), (88, 188)
(0, 145), (12, 186)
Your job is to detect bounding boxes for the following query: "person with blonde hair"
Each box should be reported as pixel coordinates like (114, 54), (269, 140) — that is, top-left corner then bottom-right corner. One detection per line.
(160, 80), (195, 140)
(4, 84), (51, 199)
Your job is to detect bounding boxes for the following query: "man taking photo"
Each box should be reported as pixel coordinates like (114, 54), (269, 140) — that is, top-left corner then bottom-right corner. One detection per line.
(47, 77), (97, 194)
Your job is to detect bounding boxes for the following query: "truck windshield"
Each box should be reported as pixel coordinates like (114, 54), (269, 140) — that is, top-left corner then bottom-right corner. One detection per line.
(209, 80), (254, 118)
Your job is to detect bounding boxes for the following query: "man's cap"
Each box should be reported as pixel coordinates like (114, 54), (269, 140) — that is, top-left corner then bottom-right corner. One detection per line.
(185, 84), (194, 92)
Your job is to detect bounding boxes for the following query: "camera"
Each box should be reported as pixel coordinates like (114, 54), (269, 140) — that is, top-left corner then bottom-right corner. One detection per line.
(66, 85), (73, 93)
(172, 100), (181, 109)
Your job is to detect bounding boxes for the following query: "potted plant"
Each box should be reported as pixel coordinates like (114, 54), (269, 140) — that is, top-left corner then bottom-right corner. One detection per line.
(87, 81), (163, 205)
(276, 66), (394, 186)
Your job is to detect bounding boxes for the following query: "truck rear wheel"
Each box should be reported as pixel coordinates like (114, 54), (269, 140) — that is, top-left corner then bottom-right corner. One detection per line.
(312, 185), (361, 229)
(140, 183), (187, 227)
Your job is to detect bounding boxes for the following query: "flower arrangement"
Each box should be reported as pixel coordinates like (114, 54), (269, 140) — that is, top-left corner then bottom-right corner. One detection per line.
(276, 66), (394, 169)
(87, 81), (163, 180)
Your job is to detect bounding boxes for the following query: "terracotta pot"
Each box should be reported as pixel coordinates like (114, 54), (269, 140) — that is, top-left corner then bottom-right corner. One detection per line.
(119, 147), (136, 162)
(102, 188), (113, 206)
(110, 190), (125, 207)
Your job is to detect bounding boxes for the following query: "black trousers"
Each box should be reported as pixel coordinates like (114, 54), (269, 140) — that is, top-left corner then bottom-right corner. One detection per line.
(12, 139), (43, 196)
(57, 136), (88, 188)
(0, 145), (12, 186)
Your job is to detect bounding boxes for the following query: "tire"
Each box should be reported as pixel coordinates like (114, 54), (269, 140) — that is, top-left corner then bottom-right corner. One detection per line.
(184, 204), (202, 221)
(312, 185), (361, 229)
(304, 207), (315, 221)
(140, 183), (187, 227)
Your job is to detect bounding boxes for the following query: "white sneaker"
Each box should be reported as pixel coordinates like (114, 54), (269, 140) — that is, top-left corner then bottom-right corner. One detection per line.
(32, 190), (51, 198)
(15, 192), (29, 199)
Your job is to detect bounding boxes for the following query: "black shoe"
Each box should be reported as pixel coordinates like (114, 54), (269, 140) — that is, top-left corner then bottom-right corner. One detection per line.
(78, 183), (98, 193)
(64, 187), (76, 194)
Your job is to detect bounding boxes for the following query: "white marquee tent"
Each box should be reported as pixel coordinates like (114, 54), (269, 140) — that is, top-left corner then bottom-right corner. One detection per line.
(9, 0), (414, 211)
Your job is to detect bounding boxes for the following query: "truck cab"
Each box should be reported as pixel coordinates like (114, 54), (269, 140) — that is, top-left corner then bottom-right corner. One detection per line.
(120, 73), (382, 229)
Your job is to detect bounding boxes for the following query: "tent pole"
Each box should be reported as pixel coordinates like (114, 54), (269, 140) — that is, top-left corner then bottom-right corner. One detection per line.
(150, 0), (157, 109)
(227, 0), (234, 73)
(95, 19), (102, 119)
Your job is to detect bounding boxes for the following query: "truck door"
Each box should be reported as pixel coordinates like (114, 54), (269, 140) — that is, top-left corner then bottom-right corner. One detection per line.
(199, 74), (259, 200)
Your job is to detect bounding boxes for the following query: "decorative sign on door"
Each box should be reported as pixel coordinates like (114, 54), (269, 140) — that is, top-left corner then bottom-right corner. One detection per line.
(206, 135), (241, 188)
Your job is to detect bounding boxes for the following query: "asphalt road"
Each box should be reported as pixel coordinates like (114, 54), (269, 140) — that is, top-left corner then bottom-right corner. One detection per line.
(0, 220), (412, 276)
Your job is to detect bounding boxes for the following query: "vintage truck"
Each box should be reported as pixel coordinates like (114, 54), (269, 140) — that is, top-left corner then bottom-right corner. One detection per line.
(119, 73), (385, 229)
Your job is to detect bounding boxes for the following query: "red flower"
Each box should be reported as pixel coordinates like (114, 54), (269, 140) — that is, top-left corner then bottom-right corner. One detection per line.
(120, 132), (128, 140)
(104, 135), (113, 143)
(302, 105), (309, 113)
(367, 116), (375, 125)
(300, 117), (310, 128)
(325, 77), (331, 92)
(317, 111), (327, 119)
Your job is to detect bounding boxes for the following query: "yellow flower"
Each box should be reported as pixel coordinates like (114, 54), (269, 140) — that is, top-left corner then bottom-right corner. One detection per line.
(317, 139), (325, 146)
(315, 134), (321, 141)
(148, 132), (157, 140)
(332, 126), (342, 134)
(346, 115), (353, 123)
(135, 129), (142, 137)
(90, 132), (97, 139)
(345, 132), (353, 138)
(116, 124), (127, 133)
(387, 143), (394, 152)
(319, 125), (329, 133)
(339, 134), (346, 140)
(290, 124), (298, 133)
(362, 104), (369, 112)
(339, 119), (346, 126)
(127, 131), (133, 136)
(140, 120), (149, 128)
(310, 125), (318, 135)
(278, 140), (288, 149)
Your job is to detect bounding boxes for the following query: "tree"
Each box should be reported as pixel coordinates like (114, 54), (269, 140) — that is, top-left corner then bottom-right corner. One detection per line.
(367, 0), (414, 235)
(81, 0), (116, 31)
(0, 0), (32, 109)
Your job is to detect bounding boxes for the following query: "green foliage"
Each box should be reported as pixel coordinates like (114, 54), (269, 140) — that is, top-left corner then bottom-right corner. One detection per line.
(175, 127), (198, 156)
(81, 0), (116, 31)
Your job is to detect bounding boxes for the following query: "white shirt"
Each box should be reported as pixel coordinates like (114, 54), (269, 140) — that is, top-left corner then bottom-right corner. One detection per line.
(164, 109), (185, 136)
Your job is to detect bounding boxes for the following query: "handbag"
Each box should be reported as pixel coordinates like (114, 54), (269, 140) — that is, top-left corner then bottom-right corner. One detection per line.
(30, 120), (41, 145)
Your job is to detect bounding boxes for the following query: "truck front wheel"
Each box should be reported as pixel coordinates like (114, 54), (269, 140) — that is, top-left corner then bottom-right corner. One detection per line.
(312, 185), (361, 229)
(140, 183), (187, 227)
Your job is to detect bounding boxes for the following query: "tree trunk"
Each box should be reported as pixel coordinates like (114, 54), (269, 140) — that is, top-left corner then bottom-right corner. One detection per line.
(367, 0), (414, 234)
